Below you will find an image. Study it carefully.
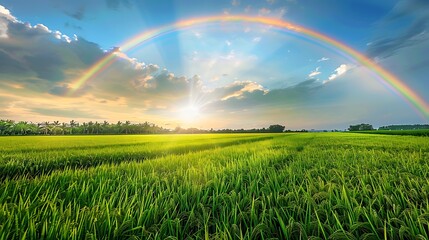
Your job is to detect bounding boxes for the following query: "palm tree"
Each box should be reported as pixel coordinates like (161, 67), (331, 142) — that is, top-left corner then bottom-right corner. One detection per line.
(0, 120), (14, 135)
(88, 121), (94, 134)
(94, 122), (101, 134)
(69, 120), (76, 134)
(82, 122), (89, 134)
(39, 121), (51, 135)
(102, 121), (109, 134)
(14, 121), (29, 135)
(116, 121), (122, 134)
(61, 122), (68, 135)
(124, 121), (131, 134)
(52, 121), (61, 135)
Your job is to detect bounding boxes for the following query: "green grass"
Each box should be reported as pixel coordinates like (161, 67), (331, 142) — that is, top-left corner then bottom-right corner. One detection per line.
(1, 133), (429, 239)
(354, 129), (429, 137)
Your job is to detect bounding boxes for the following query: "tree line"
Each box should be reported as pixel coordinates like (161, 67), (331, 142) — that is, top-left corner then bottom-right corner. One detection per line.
(349, 123), (429, 131)
(348, 123), (374, 131)
(174, 124), (286, 134)
(0, 120), (169, 136)
(378, 124), (429, 130)
(0, 120), (288, 136)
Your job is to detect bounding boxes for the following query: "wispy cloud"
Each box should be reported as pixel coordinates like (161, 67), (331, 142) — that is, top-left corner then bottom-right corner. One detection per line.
(367, 0), (429, 58)
(258, 7), (286, 18)
(317, 57), (329, 62)
(64, 5), (86, 20)
(324, 64), (350, 84)
(308, 67), (321, 78)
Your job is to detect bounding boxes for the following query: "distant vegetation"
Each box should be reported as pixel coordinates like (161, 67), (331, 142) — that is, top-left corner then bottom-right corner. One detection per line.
(0, 119), (169, 135)
(347, 124), (429, 136)
(378, 124), (429, 130)
(358, 129), (429, 137)
(1, 133), (429, 238)
(0, 119), (287, 135)
(348, 123), (374, 131)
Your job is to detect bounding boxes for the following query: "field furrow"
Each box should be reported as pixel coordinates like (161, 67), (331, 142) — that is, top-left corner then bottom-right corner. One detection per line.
(0, 134), (275, 181)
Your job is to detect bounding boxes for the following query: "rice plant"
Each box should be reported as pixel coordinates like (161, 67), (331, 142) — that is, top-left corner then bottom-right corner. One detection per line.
(0, 133), (428, 239)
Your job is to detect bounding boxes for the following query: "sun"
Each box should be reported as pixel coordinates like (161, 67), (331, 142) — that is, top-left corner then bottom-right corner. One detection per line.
(179, 105), (201, 122)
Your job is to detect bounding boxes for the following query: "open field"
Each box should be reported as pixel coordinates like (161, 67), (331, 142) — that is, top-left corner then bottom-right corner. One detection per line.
(1, 133), (429, 239)
(357, 129), (429, 137)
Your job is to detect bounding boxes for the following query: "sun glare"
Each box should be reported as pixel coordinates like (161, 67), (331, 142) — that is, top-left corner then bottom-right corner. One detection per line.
(180, 105), (201, 122)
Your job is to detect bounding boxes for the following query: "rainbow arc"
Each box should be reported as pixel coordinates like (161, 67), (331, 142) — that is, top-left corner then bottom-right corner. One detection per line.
(68, 15), (429, 119)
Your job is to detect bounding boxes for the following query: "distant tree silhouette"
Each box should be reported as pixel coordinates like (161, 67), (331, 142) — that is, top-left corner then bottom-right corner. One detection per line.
(348, 123), (374, 131)
(378, 124), (429, 130)
(268, 124), (286, 133)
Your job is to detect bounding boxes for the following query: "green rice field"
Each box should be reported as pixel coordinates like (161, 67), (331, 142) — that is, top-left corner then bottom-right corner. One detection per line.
(1, 133), (429, 239)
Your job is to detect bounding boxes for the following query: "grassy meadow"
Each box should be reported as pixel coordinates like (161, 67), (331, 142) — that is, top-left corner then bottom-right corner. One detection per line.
(1, 133), (429, 239)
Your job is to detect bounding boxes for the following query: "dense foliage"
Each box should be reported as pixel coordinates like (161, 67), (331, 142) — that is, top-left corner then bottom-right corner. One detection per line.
(378, 124), (429, 130)
(348, 123), (374, 131)
(1, 133), (429, 239)
(0, 119), (287, 135)
(0, 119), (169, 135)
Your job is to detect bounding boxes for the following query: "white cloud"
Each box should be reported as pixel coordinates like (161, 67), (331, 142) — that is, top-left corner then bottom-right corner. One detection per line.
(34, 24), (51, 33)
(324, 64), (350, 83)
(252, 37), (261, 42)
(231, 0), (240, 6)
(0, 5), (73, 43)
(225, 40), (232, 46)
(221, 81), (268, 101)
(308, 67), (321, 78)
(0, 20), (8, 38)
(0, 5), (16, 22)
(258, 7), (286, 18)
(317, 57), (330, 62)
(54, 31), (62, 40)
(62, 34), (71, 43)
(0, 4), (17, 38)
(258, 8), (271, 16)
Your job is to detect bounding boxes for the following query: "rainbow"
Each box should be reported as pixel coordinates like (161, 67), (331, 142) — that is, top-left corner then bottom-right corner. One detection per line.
(69, 15), (429, 119)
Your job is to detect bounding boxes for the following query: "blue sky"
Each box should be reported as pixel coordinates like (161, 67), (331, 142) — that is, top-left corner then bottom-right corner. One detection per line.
(0, 0), (428, 129)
